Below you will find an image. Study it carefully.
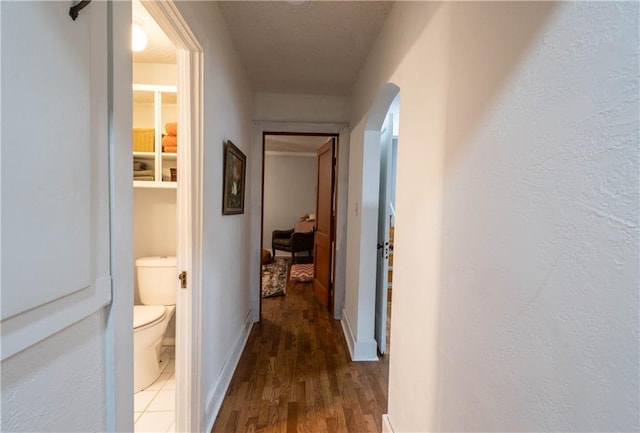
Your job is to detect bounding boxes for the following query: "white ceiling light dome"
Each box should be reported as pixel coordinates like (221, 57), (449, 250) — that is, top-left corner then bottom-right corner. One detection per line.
(132, 22), (148, 52)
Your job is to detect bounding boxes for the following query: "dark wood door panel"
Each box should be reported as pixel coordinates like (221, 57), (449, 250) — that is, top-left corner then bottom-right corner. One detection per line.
(313, 138), (335, 312)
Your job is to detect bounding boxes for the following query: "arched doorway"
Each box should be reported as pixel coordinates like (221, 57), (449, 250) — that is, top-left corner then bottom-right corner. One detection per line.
(362, 83), (401, 356)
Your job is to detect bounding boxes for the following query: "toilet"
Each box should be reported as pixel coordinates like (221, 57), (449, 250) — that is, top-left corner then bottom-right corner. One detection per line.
(133, 256), (177, 393)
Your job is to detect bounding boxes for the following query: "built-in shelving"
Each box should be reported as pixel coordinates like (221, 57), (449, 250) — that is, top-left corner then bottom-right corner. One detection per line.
(133, 84), (178, 189)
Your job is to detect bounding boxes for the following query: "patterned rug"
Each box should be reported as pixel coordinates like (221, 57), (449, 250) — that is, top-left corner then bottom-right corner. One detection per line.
(262, 258), (289, 298)
(290, 263), (314, 283)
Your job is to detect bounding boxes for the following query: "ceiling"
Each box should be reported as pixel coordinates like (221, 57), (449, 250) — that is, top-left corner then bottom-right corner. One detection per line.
(132, 0), (176, 64)
(133, 2), (390, 153)
(217, 1), (393, 96)
(133, 1), (393, 96)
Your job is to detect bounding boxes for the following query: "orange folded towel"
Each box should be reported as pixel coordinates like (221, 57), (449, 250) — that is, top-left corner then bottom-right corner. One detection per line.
(164, 146), (178, 153)
(162, 135), (177, 149)
(165, 122), (177, 136)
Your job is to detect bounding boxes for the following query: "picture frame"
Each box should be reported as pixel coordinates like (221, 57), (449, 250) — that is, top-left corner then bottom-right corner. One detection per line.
(222, 140), (246, 215)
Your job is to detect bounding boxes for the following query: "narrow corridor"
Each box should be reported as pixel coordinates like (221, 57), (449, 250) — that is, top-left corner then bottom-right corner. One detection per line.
(212, 278), (389, 433)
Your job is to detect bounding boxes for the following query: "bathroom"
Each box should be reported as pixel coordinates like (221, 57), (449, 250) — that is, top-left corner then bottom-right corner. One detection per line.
(131, 1), (179, 432)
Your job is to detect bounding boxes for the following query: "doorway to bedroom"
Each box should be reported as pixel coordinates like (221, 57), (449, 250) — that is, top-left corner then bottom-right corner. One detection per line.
(260, 133), (338, 316)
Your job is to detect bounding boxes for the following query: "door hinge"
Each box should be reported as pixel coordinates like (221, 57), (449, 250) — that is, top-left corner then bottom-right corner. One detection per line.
(333, 157), (337, 167)
(178, 271), (187, 289)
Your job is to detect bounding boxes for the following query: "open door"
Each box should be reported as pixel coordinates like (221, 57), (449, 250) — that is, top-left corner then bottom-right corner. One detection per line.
(139, 3), (204, 431)
(375, 117), (393, 354)
(313, 138), (336, 311)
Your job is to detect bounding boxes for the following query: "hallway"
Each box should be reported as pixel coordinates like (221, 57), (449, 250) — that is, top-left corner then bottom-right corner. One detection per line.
(212, 278), (389, 433)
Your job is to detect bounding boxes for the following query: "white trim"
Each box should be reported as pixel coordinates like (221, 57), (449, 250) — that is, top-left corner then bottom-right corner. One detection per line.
(340, 309), (378, 361)
(138, 2), (204, 433)
(346, 83), (400, 364)
(204, 310), (254, 432)
(105, 1), (134, 431)
(340, 310), (357, 358)
(382, 414), (395, 433)
(133, 180), (177, 189)
(252, 121), (349, 324)
(132, 83), (177, 93)
(333, 127), (350, 322)
(265, 150), (317, 158)
(2, 277), (111, 360)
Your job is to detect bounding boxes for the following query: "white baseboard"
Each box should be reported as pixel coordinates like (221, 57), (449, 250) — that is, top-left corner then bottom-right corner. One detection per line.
(382, 414), (394, 433)
(340, 310), (378, 361)
(162, 337), (175, 346)
(204, 309), (254, 432)
(340, 310), (357, 358)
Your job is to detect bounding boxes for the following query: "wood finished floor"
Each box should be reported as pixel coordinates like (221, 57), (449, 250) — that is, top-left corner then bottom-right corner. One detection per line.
(211, 278), (389, 433)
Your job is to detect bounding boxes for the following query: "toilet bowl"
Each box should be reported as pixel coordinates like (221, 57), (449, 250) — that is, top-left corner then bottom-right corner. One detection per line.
(133, 256), (177, 393)
(134, 305), (175, 392)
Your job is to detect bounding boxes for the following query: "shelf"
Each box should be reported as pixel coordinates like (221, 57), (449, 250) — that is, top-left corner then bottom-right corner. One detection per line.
(133, 180), (177, 189)
(133, 83), (177, 93)
(133, 83), (178, 189)
(133, 152), (176, 159)
(133, 151), (155, 158)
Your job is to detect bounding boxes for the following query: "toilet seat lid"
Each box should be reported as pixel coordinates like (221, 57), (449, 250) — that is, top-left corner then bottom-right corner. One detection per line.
(134, 305), (166, 329)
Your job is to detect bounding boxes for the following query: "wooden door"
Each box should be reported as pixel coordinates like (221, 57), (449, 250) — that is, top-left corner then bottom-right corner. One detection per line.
(313, 138), (336, 311)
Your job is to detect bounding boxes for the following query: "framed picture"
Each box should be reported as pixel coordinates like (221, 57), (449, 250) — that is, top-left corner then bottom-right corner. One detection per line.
(222, 140), (246, 215)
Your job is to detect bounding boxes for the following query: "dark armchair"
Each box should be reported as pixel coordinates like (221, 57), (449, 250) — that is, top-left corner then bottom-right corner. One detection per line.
(272, 221), (315, 263)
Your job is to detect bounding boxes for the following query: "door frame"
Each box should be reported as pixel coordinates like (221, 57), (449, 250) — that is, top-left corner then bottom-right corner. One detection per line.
(260, 132), (338, 319)
(312, 137), (337, 312)
(107, 2), (135, 430)
(374, 114), (394, 355)
(343, 83), (400, 361)
(253, 123), (349, 322)
(142, 2), (204, 431)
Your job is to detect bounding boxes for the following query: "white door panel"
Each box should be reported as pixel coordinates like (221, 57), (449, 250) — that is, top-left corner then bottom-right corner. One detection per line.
(1, 1), (111, 358)
(374, 116), (393, 354)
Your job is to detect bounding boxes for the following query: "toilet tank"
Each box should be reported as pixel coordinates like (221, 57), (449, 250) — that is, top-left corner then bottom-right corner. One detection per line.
(136, 256), (177, 305)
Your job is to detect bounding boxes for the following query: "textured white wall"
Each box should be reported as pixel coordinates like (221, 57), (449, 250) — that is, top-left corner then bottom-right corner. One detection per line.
(133, 188), (177, 304)
(438, 2), (639, 431)
(174, 2), (254, 429)
(349, 1), (639, 432)
(133, 190), (177, 263)
(347, 1), (451, 421)
(263, 154), (317, 251)
(1, 313), (107, 432)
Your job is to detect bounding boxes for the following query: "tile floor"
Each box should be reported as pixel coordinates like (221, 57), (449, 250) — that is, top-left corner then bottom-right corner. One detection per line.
(134, 345), (175, 433)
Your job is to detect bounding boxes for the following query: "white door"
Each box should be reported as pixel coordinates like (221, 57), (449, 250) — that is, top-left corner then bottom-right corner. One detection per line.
(140, 3), (205, 431)
(1, 1), (111, 360)
(374, 116), (393, 355)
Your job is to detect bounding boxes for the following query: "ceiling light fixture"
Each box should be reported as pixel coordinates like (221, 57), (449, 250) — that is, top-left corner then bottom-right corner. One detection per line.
(131, 22), (147, 52)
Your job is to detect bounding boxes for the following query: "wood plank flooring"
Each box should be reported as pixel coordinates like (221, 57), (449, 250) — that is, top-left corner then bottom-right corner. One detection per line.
(211, 278), (389, 433)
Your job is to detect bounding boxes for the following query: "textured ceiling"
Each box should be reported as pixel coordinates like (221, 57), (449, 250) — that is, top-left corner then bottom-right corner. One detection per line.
(217, 1), (393, 95)
(132, 1), (392, 95)
(132, 0), (176, 64)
